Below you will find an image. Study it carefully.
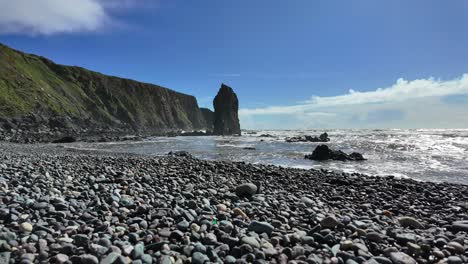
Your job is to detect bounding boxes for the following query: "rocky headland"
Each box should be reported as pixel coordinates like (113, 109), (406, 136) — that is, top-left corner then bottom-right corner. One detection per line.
(0, 143), (467, 264)
(0, 44), (241, 143)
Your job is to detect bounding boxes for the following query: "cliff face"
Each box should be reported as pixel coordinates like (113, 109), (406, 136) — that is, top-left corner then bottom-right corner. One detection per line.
(213, 83), (241, 135)
(0, 43), (207, 140)
(200, 108), (214, 132)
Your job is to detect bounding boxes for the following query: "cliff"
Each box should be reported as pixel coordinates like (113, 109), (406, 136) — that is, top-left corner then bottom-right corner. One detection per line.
(200, 108), (214, 132)
(0, 43), (208, 141)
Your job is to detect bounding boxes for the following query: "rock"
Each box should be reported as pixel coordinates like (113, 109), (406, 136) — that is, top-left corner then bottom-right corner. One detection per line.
(20, 222), (33, 232)
(213, 83), (241, 135)
(447, 241), (464, 254)
(232, 208), (248, 219)
(449, 221), (468, 233)
(132, 243), (144, 259)
(80, 254), (99, 264)
(366, 232), (383, 243)
(248, 221), (274, 235)
(447, 256), (463, 264)
(407, 242), (421, 256)
(177, 219), (190, 232)
(100, 252), (121, 264)
(398, 217), (425, 229)
(321, 216), (340, 228)
(389, 252), (417, 264)
(305, 145), (366, 161)
(0, 252), (11, 264)
(192, 252), (209, 264)
(235, 183), (257, 197)
(74, 234), (90, 247)
(55, 254), (69, 264)
(241, 236), (260, 248)
(301, 197), (314, 206)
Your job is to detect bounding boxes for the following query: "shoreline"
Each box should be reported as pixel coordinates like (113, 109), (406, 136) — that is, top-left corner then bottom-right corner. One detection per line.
(0, 142), (467, 263)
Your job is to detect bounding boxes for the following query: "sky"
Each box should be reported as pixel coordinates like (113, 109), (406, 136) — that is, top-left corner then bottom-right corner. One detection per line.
(0, 0), (467, 129)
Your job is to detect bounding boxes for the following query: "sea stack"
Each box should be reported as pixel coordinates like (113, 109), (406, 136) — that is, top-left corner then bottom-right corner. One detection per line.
(213, 83), (241, 135)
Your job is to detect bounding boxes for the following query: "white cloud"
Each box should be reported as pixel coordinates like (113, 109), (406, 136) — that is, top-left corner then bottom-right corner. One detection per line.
(240, 74), (468, 129)
(0, 0), (152, 35)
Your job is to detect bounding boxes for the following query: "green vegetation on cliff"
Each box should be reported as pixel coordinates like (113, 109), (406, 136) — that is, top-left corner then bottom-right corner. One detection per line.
(0, 43), (206, 133)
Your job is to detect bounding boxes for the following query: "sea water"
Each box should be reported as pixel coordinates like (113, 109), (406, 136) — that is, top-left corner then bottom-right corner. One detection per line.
(67, 129), (468, 185)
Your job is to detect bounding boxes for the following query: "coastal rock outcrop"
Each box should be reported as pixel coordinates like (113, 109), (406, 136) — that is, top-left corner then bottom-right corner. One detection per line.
(305, 144), (366, 161)
(0, 43), (208, 142)
(200, 108), (215, 132)
(213, 84), (241, 135)
(286, 132), (330, 143)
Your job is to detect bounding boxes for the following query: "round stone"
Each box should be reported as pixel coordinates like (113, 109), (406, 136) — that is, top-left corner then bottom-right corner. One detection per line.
(192, 252), (209, 264)
(55, 254), (69, 264)
(248, 220), (274, 235)
(20, 222), (33, 233)
(235, 183), (257, 197)
(80, 254), (99, 264)
(398, 217), (424, 229)
(389, 252), (416, 264)
(321, 216), (340, 228)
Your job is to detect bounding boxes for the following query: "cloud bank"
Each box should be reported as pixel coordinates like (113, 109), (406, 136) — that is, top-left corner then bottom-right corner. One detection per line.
(240, 74), (468, 129)
(0, 0), (152, 35)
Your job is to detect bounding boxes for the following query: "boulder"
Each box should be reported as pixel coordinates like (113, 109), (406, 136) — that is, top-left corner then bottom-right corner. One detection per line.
(213, 84), (241, 135)
(305, 145), (366, 161)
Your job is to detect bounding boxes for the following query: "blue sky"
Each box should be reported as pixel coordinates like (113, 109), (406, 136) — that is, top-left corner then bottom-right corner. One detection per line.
(1, 0), (468, 128)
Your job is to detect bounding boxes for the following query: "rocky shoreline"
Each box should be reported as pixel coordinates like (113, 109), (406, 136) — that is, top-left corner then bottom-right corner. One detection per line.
(0, 143), (467, 264)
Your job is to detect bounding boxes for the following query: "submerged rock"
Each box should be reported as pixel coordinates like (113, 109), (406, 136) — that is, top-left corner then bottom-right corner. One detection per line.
(305, 145), (366, 161)
(213, 84), (241, 135)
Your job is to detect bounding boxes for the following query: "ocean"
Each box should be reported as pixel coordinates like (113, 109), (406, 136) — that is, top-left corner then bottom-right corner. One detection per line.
(67, 129), (468, 185)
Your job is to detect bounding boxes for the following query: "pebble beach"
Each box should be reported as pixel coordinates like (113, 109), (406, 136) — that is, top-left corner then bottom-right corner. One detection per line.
(0, 143), (467, 264)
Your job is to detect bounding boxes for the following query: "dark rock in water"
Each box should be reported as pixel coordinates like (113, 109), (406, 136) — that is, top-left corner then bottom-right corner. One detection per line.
(286, 132), (330, 143)
(243, 147), (256, 150)
(168, 151), (193, 158)
(305, 145), (366, 161)
(52, 136), (76, 143)
(213, 83), (241, 135)
(259, 134), (274, 138)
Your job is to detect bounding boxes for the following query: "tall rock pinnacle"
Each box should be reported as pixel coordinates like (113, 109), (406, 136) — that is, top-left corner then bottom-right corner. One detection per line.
(213, 83), (241, 135)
